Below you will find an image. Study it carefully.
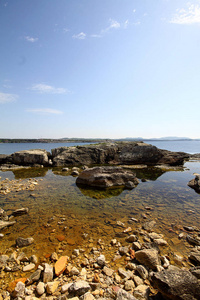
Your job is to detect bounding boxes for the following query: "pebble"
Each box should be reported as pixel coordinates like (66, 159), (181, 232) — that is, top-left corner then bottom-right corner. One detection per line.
(22, 263), (35, 272)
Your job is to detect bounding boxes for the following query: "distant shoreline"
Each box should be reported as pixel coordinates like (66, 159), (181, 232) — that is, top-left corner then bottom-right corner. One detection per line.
(0, 138), (200, 144)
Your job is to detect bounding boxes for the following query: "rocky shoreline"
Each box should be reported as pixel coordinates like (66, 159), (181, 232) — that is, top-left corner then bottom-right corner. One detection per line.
(1, 203), (200, 300)
(0, 142), (190, 169)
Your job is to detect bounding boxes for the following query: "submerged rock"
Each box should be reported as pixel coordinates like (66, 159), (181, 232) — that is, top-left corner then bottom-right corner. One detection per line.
(76, 166), (139, 188)
(16, 237), (34, 248)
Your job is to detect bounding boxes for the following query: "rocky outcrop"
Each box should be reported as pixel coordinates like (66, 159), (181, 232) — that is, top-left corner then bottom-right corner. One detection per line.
(188, 174), (200, 193)
(10, 149), (50, 166)
(0, 142), (189, 168)
(151, 265), (200, 300)
(52, 142), (189, 167)
(76, 166), (139, 189)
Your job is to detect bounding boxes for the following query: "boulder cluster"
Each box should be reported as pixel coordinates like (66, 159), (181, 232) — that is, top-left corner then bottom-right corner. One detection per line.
(0, 142), (189, 169)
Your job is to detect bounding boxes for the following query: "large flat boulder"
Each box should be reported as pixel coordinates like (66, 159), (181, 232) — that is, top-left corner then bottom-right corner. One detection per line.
(76, 166), (139, 188)
(52, 142), (189, 167)
(11, 149), (49, 166)
(151, 265), (200, 300)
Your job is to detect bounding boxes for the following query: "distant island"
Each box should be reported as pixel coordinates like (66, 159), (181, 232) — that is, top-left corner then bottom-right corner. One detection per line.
(0, 137), (199, 143)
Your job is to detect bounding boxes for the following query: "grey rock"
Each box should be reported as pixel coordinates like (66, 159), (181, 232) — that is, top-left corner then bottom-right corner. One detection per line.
(135, 248), (160, 270)
(43, 263), (53, 283)
(189, 250), (200, 265)
(80, 292), (95, 300)
(133, 284), (150, 300)
(142, 220), (156, 232)
(126, 235), (138, 243)
(119, 246), (129, 256)
(68, 280), (91, 296)
(118, 268), (133, 279)
(16, 237), (34, 248)
(0, 220), (16, 230)
(76, 166), (139, 189)
(11, 149), (49, 166)
(136, 265), (149, 280)
(116, 288), (137, 300)
(96, 254), (105, 267)
(27, 269), (42, 284)
(152, 265), (200, 300)
(188, 175), (200, 193)
(13, 281), (25, 298)
(12, 208), (29, 216)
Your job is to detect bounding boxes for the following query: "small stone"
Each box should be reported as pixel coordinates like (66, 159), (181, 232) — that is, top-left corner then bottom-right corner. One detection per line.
(43, 263), (53, 283)
(119, 246), (129, 256)
(69, 266), (80, 276)
(133, 284), (150, 300)
(103, 266), (114, 277)
(96, 254), (105, 267)
(46, 281), (59, 294)
(154, 238), (168, 246)
(12, 208), (29, 216)
(23, 263), (35, 272)
(16, 237), (34, 248)
(68, 280), (91, 296)
(29, 255), (38, 264)
(80, 292), (95, 300)
(126, 235), (138, 243)
(51, 252), (58, 261)
(136, 265), (148, 280)
(55, 256), (68, 276)
(61, 282), (73, 294)
(133, 275), (144, 286)
(27, 269), (41, 284)
(118, 268), (132, 279)
(36, 282), (45, 296)
(13, 281), (25, 298)
(124, 280), (135, 291)
(116, 288), (137, 300)
(142, 221), (156, 232)
(132, 242), (141, 251)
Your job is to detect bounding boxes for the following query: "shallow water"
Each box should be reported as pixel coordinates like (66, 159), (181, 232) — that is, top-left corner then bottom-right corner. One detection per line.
(0, 161), (200, 286)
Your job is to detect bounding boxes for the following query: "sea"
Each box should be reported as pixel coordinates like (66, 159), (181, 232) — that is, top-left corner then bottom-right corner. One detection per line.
(0, 140), (200, 155)
(0, 139), (200, 286)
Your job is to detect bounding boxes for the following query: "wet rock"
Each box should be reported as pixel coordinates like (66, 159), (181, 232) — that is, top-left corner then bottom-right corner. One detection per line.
(62, 167), (69, 172)
(154, 238), (168, 246)
(148, 232), (163, 240)
(29, 255), (38, 264)
(96, 254), (105, 267)
(43, 263), (53, 283)
(186, 234), (200, 246)
(51, 252), (58, 261)
(183, 225), (195, 232)
(76, 166), (139, 189)
(152, 265), (200, 300)
(16, 237), (34, 248)
(142, 220), (156, 232)
(126, 235), (138, 243)
(135, 248), (160, 270)
(0, 220), (16, 230)
(189, 249), (200, 265)
(12, 208), (29, 216)
(132, 241), (142, 251)
(119, 246), (129, 256)
(190, 266), (200, 279)
(68, 280), (91, 296)
(188, 174), (200, 193)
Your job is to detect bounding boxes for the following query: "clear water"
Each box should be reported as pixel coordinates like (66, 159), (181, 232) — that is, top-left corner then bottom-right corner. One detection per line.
(0, 142), (200, 290)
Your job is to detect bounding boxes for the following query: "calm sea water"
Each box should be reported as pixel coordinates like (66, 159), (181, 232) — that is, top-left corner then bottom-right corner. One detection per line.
(0, 140), (200, 154)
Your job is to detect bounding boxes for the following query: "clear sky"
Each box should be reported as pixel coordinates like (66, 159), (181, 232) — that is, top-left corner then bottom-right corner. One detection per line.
(0, 0), (200, 139)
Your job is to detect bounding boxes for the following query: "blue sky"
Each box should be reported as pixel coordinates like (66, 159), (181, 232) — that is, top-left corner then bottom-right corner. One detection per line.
(0, 0), (200, 139)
